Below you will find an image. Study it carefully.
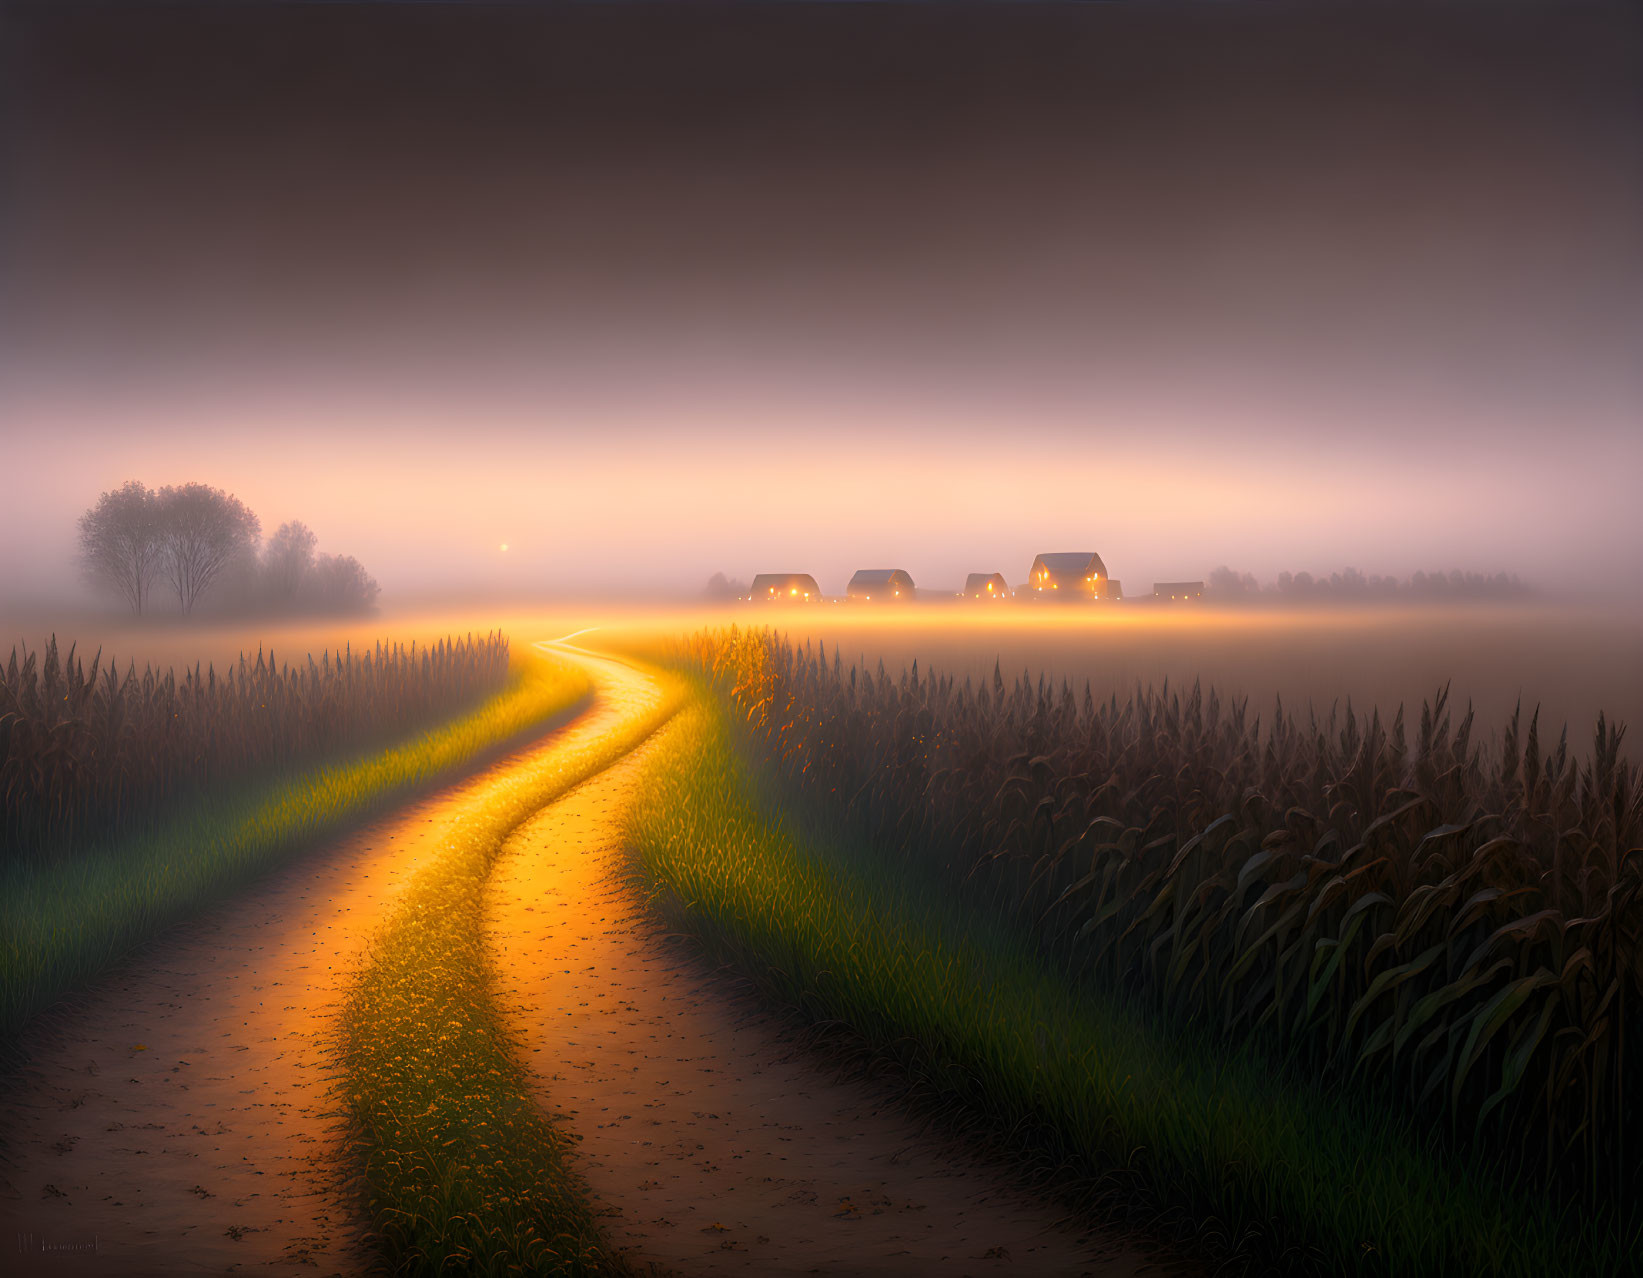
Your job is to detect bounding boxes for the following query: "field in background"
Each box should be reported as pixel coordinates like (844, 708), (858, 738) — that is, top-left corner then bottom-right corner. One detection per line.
(6, 599), (1638, 754)
(743, 604), (1643, 752)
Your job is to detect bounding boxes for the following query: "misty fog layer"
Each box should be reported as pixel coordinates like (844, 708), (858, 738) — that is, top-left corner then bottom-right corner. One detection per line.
(1, 3), (1639, 601)
(13, 603), (1639, 763)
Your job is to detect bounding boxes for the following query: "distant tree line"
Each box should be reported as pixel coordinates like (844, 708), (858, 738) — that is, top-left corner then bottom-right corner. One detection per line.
(78, 481), (379, 617)
(1206, 565), (1529, 601)
(705, 572), (749, 600)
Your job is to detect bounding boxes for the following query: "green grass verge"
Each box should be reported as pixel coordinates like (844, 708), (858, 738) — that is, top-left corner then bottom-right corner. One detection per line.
(0, 651), (592, 1042)
(623, 694), (1634, 1278)
(339, 657), (683, 1277)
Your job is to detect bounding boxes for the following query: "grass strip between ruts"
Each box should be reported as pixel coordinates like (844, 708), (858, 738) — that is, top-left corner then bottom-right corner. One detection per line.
(339, 653), (684, 1276)
(0, 651), (593, 1042)
(622, 694), (1634, 1278)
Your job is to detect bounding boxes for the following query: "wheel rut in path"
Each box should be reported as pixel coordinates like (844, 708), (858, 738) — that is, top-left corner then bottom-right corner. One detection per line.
(0, 688), (604, 1278)
(487, 731), (1178, 1278)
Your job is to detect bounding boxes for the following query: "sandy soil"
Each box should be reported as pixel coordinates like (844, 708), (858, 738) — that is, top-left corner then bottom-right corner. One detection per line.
(0, 693), (597, 1277)
(486, 731), (1179, 1278)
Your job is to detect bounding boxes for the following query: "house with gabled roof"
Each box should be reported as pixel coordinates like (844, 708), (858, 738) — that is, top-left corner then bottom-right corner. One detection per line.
(847, 568), (915, 602)
(1027, 552), (1112, 599)
(963, 572), (1010, 600)
(748, 573), (821, 602)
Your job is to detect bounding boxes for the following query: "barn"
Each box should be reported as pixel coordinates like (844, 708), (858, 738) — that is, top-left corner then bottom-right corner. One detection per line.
(964, 572), (1010, 600)
(748, 573), (822, 602)
(1027, 552), (1112, 599)
(847, 568), (915, 601)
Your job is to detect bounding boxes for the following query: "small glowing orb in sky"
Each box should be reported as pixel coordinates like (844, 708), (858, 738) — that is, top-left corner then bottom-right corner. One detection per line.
(499, 543), (510, 552)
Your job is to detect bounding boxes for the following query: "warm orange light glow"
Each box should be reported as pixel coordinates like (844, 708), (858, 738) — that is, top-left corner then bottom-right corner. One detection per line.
(499, 543), (510, 552)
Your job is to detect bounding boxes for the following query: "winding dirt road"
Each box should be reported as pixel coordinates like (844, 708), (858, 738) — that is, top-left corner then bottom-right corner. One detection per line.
(2, 643), (1171, 1277)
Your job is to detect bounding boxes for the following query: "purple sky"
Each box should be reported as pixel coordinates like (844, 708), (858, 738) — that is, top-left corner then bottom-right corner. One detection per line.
(3, 3), (1638, 602)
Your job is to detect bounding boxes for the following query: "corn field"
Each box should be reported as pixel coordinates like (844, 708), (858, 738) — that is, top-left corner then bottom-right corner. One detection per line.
(676, 626), (1642, 1207)
(1, 632), (511, 860)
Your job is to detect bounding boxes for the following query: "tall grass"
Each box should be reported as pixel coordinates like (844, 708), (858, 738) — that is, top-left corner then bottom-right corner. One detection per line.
(2, 632), (512, 860)
(339, 657), (683, 1276)
(0, 649), (591, 1040)
(625, 694), (1636, 1277)
(671, 626), (1640, 1210)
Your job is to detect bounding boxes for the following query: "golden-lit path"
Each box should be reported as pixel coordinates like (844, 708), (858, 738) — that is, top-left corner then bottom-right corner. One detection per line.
(0, 648), (624, 1277)
(486, 707), (1169, 1276)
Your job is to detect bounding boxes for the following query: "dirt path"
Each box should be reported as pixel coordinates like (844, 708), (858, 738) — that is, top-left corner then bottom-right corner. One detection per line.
(486, 720), (1175, 1277)
(0, 681), (605, 1277)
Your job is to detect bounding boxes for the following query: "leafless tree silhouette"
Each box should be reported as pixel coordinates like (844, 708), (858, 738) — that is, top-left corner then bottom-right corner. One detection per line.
(156, 483), (261, 615)
(77, 480), (163, 614)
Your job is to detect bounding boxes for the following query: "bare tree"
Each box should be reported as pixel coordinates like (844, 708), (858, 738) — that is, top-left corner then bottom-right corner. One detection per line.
(157, 483), (261, 615)
(78, 481), (162, 614)
(263, 520), (318, 602)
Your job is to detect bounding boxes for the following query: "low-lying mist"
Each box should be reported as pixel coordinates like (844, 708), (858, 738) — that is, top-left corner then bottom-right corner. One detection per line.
(6, 598), (1635, 761)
